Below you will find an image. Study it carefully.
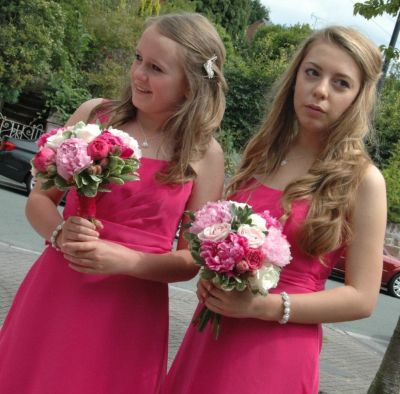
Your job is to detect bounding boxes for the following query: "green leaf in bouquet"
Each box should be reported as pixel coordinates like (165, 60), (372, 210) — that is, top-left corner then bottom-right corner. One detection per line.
(184, 210), (196, 222)
(41, 179), (56, 190)
(108, 156), (124, 170)
(89, 174), (102, 183)
(191, 250), (204, 265)
(54, 176), (70, 190)
(117, 174), (137, 182)
(74, 173), (83, 188)
(62, 131), (73, 139)
(80, 185), (98, 197)
(108, 176), (125, 185)
(200, 268), (216, 281)
(97, 187), (112, 193)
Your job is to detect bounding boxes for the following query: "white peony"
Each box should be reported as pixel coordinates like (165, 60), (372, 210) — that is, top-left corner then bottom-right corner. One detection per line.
(198, 222), (231, 242)
(248, 264), (281, 295)
(237, 224), (265, 248)
(249, 214), (267, 231)
(45, 130), (67, 149)
(74, 123), (102, 143)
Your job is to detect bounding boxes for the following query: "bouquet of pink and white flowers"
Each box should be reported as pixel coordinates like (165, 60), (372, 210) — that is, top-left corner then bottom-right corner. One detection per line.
(31, 121), (141, 219)
(185, 200), (292, 339)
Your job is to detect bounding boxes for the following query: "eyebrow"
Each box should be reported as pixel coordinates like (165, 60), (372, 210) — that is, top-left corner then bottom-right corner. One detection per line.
(304, 61), (355, 82)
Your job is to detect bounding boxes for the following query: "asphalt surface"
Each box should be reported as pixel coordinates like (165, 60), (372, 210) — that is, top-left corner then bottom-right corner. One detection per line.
(0, 240), (388, 393)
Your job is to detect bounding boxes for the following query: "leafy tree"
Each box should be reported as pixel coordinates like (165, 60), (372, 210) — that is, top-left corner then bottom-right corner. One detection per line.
(382, 140), (400, 223)
(368, 315), (400, 393)
(0, 1), (67, 103)
(248, 0), (270, 24)
(195, 0), (252, 40)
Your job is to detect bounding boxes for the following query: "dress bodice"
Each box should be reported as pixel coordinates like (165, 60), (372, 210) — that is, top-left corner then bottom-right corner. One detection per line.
(63, 157), (193, 253)
(232, 179), (342, 293)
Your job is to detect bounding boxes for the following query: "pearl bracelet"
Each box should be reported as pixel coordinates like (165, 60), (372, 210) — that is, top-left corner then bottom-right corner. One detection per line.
(50, 221), (65, 251)
(278, 291), (291, 324)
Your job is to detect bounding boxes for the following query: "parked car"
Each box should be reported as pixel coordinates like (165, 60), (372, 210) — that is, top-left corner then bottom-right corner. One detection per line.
(330, 247), (400, 299)
(0, 137), (37, 194)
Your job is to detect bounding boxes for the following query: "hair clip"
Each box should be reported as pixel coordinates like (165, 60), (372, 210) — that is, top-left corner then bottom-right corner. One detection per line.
(203, 55), (218, 79)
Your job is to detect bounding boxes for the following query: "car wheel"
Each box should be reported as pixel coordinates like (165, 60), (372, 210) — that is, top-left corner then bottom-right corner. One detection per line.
(388, 273), (400, 299)
(24, 173), (36, 195)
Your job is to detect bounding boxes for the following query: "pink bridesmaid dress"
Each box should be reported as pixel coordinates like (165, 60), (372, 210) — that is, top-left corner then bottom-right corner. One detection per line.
(0, 158), (192, 394)
(163, 179), (342, 394)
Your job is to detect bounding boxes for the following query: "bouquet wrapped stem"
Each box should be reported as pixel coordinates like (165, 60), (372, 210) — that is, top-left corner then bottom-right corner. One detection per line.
(193, 305), (221, 340)
(76, 192), (97, 222)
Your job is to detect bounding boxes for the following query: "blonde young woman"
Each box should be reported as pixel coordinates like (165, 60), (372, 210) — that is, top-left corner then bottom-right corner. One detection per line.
(0, 13), (226, 394)
(163, 26), (386, 394)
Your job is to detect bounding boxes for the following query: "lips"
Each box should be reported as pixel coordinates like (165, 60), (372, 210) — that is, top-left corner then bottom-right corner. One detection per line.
(135, 85), (151, 94)
(306, 104), (325, 113)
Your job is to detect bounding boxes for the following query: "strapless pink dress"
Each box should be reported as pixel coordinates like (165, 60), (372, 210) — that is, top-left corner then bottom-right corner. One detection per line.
(163, 180), (342, 394)
(0, 158), (192, 394)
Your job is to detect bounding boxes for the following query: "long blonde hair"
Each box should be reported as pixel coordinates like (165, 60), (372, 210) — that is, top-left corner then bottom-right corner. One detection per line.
(227, 26), (382, 258)
(91, 12), (227, 183)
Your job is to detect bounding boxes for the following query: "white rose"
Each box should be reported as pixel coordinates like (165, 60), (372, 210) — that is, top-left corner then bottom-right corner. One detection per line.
(237, 224), (265, 248)
(108, 127), (142, 159)
(248, 264), (280, 295)
(45, 130), (67, 149)
(249, 214), (267, 231)
(198, 222), (231, 242)
(74, 123), (102, 143)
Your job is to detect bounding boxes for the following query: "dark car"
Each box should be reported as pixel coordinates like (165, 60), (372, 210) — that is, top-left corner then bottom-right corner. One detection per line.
(0, 137), (37, 194)
(330, 247), (400, 299)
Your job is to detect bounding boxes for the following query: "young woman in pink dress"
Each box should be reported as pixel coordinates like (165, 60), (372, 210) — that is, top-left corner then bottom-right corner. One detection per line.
(0, 13), (226, 394)
(163, 26), (387, 394)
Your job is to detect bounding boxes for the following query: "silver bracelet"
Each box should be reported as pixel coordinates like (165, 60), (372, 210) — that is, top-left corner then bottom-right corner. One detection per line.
(50, 221), (65, 251)
(278, 291), (290, 324)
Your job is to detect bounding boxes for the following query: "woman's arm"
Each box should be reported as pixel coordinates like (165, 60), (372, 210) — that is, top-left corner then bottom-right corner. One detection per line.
(202, 165), (387, 324)
(63, 137), (225, 283)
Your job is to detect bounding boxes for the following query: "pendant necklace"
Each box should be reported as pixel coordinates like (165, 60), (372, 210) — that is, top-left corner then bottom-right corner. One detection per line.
(280, 155), (310, 166)
(136, 119), (153, 149)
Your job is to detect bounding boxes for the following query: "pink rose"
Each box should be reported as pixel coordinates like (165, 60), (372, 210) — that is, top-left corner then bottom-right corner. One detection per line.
(198, 223), (231, 242)
(56, 138), (92, 180)
(87, 137), (111, 160)
(37, 128), (63, 148)
(100, 131), (123, 147)
(32, 147), (56, 173)
(245, 248), (265, 270)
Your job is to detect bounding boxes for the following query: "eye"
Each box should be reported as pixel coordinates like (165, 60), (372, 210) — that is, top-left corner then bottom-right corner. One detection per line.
(305, 68), (319, 77)
(335, 79), (350, 89)
(151, 64), (163, 72)
(134, 53), (142, 62)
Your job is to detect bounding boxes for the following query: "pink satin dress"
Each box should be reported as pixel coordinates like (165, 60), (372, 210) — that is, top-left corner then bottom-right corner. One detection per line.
(0, 158), (192, 394)
(163, 179), (342, 394)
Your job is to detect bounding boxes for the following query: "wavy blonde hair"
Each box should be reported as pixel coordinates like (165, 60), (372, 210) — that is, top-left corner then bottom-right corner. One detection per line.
(91, 12), (227, 183)
(227, 26), (382, 258)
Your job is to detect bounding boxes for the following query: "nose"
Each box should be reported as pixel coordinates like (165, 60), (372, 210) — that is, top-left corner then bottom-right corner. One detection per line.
(312, 78), (329, 99)
(131, 62), (148, 82)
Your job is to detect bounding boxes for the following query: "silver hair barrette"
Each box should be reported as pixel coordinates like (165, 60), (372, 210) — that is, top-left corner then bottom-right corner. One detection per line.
(203, 55), (217, 79)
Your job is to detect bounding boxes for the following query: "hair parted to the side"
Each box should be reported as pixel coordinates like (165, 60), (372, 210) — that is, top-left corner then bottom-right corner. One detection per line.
(226, 26), (382, 258)
(91, 12), (227, 184)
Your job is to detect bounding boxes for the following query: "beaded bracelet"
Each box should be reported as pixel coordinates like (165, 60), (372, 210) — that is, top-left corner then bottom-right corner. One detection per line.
(50, 221), (65, 252)
(278, 291), (291, 324)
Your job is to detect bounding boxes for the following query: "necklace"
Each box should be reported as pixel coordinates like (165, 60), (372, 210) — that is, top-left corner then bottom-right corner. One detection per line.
(136, 119), (156, 149)
(280, 155), (310, 166)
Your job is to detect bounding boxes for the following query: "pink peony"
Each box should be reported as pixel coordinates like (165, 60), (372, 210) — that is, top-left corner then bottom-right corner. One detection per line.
(32, 147), (56, 173)
(190, 201), (232, 234)
(200, 233), (249, 273)
(261, 210), (282, 230)
(87, 136), (111, 160)
(261, 227), (292, 267)
(56, 138), (92, 180)
(37, 128), (63, 148)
